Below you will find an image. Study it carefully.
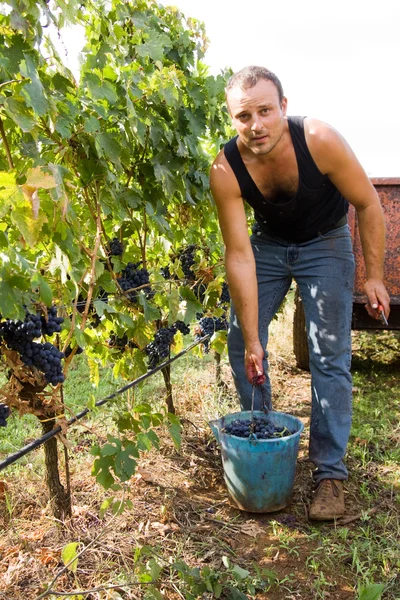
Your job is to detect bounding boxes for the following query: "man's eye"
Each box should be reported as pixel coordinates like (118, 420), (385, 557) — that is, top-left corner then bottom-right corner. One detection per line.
(260, 108), (269, 114)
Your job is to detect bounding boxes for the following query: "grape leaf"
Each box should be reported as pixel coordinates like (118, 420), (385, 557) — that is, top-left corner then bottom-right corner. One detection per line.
(61, 542), (80, 574)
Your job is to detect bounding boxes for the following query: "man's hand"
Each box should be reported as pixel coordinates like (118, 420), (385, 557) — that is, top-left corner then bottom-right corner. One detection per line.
(244, 342), (266, 385)
(364, 278), (391, 321)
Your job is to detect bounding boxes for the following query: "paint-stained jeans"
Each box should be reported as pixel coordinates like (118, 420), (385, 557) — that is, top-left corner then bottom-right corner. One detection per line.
(228, 223), (355, 483)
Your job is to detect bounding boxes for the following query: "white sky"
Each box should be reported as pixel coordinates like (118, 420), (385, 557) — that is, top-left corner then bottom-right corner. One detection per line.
(56, 0), (400, 176)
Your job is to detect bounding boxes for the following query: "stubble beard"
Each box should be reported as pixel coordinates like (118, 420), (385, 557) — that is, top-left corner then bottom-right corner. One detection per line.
(243, 119), (285, 157)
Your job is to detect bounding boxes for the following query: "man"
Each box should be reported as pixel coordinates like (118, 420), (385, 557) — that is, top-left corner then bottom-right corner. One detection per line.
(210, 66), (390, 520)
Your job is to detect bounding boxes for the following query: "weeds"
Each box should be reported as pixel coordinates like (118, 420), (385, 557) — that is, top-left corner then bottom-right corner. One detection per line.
(0, 307), (399, 599)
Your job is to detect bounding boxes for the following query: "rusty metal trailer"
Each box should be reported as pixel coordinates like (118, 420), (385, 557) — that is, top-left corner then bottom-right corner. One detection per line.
(293, 177), (400, 369)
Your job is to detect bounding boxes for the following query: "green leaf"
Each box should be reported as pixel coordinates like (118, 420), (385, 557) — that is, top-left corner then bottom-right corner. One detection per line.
(147, 558), (163, 581)
(231, 564), (250, 580)
(94, 260), (104, 281)
(38, 277), (53, 306)
(358, 584), (385, 600)
(20, 54), (49, 116)
(115, 447), (137, 480)
(178, 286), (203, 324)
(168, 414), (182, 449)
(95, 133), (122, 164)
(0, 172), (24, 217)
(224, 586), (249, 600)
(84, 115), (100, 133)
(11, 202), (47, 247)
(87, 394), (96, 411)
(0, 278), (25, 319)
(101, 443), (118, 456)
(61, 542), (80, 574)
(138, 292), (160, 322)
(210, 330), (227, 355)
(146, 429), (159, 449)
(152, 160), (177, 197)
(167, 287), (180, 322)
(137, 432), (153, 452)
(85, 73), (118, 104)
(74, 327), (87, 348)
(94, 299), (116, 316)
(92, 457), (115, 489)
(4, 97), (36, 132)
(136, 30), (172, 62)
(99, 497), (113, 518)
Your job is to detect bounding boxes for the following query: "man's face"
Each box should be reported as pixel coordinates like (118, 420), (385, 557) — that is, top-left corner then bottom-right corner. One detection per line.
(227, 79), (287, 156)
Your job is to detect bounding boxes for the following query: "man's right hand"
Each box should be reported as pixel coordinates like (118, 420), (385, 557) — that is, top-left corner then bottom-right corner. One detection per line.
(245, 342), (266, 385)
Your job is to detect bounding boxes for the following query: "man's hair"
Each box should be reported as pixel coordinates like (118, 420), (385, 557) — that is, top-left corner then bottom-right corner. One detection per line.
(226, 66), (284, 103)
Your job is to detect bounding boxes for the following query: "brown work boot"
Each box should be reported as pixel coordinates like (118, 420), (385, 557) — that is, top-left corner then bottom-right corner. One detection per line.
(309, 479), (345, 521)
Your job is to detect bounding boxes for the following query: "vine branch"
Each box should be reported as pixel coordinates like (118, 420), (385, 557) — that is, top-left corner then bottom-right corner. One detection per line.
(0, 117), (14, 170)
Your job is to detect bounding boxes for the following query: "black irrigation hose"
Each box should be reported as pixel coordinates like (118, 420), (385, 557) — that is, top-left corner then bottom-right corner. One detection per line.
(0, 335), (210, 472)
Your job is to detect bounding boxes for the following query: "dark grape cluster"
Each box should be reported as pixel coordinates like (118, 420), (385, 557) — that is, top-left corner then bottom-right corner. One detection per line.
(108, 333), (128, 349)
(178, 245), (197, 280)
(41, 306), (64, 336)
(223, 417), (293, 440)
(194, 315), (228, 352)
(198, 316), (228, 337)
(108, 237), (123, 257)
(161, 245), (197, 281)
(144, 321), (190, 369)
(0, 312), (42, 343)
(160, 265), (172, 280)
(219, 282), (230, 304)
(170, 320), (191, 336)
(145, 327), (175, 369)
(0, 310), (65, 385)
(25, 342), (65, 385)
(107, 334), (138, 350)
(0, 403), (10, 427)
(117, 262), (151, 302)
(65, 344), (84, 358)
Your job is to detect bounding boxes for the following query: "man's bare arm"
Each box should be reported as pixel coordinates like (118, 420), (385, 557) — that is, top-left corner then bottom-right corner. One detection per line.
(210, 151), (265, 383)
(306, 119), (390, 319)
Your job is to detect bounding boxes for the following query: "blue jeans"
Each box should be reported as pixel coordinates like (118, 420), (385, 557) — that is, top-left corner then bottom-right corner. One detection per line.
(228, 223), (355, 483)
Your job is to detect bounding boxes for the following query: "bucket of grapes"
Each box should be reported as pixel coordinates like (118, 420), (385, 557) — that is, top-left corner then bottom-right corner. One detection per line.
(209, 410), (304, 513)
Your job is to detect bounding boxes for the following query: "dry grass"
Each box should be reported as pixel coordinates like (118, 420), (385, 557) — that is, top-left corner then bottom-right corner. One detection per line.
(0, 302), (399, 599)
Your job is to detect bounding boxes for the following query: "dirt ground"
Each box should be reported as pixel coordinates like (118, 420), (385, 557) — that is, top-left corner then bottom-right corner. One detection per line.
(0, 321), (398, 599)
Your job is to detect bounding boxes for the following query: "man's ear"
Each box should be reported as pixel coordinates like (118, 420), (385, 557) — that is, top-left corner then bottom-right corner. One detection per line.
(281, 97), (288, 116)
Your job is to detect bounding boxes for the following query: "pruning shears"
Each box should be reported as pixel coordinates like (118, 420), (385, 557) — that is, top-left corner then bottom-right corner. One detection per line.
(379, 305), (388, 327)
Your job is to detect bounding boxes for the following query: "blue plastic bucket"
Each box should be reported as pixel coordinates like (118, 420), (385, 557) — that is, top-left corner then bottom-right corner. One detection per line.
(209, 410), (304, 513)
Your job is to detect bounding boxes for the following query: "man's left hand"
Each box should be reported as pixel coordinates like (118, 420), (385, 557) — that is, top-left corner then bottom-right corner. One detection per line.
(364, 278), (391, 322)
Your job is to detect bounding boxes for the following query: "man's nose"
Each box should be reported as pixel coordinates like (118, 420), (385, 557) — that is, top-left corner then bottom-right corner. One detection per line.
(251, 115), (263, 131)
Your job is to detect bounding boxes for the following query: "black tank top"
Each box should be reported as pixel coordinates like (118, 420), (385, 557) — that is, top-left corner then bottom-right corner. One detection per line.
(223, 116), (348, 242)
